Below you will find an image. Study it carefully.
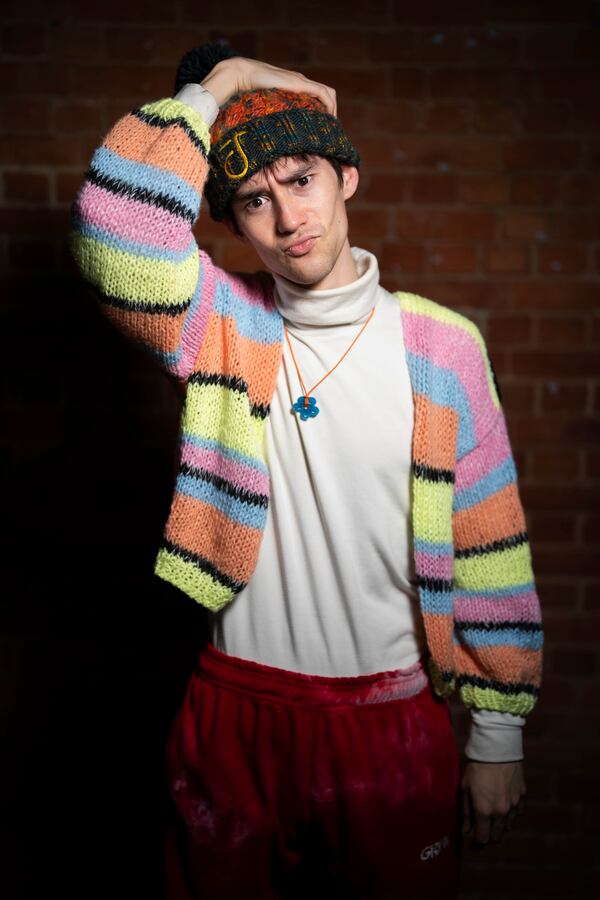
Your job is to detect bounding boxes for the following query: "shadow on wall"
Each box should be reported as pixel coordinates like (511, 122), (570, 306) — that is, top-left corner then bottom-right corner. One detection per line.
(2, 268), (209, 900)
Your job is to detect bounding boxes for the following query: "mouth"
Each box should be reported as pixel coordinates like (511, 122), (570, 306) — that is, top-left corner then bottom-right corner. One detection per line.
(284, 236), (319, 257)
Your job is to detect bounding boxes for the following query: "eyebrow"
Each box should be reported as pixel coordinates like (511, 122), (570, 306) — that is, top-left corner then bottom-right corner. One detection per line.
(233, 162), (315, 205)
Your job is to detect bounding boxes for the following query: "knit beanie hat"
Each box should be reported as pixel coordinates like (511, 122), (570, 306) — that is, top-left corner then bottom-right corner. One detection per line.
(174, 40), (361, 223)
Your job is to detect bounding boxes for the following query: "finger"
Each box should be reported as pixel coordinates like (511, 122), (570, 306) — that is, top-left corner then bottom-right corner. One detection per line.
(505, 806), (519, 831)
(490, 815), (506, 843)
(473, 812), (491, 845)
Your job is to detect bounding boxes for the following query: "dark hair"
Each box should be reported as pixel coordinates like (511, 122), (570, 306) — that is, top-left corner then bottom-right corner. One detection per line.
(223, 153), (346, 235)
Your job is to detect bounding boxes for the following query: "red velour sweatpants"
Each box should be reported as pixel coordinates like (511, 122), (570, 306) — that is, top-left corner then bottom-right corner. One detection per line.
(164, 641), (462, 900)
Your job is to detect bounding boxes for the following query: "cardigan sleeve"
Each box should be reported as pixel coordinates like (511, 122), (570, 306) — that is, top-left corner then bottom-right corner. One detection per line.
(67, 86), (268, 383)
(451, 339), (543, 718)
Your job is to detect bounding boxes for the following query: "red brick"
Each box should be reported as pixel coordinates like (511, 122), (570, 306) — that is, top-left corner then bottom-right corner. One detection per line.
(510, 174), (558, 205)
(0, 97), (50, 134)
(67, 63), (172, 99)
(521, 30), (575, 62)
(47, 23), (102, 61)
(485, 247), (530, 275)
(57, 173), (88, 206)
(506, 415), (565, 444)
(391, 3), (487, 26)
(379, 242), (425, 275)
(535, 580), (576, 610)
(428, 244), (477, 274)
(347, 207), (392, 241)
(538, 244), (587, 276)
(353, 137), (398, 169)
(1, 24), (46, 56)
(261, 30), (311, 67)
(421, 103), (468, 133)
(540, 382), (587, 413)
(530, 448), (581, 478)
(551, 648), (597, 677)
(521, 484), (600, 512)
(363, 175), (409, 203)
(583, 581), (600, 612)
(510, 282), (598, 310)
(410, 175), (457, 204)
(77, 1), (175, 22)
(488, 0), (589, 23)
(549, 211), (600, 241)
(583, 515), (600, 544)
(498, 381), (535, 415)
(571, 100), (600, 133)
(538, 67), (600, 101)
(0, 135), (90, 166)
(1, 60), (70, 95)
(4, 172), (49, 204)
(415, 27), (519, 65)
(487, 314), (532, 343)
(362, 102), (416, 134)
(460, 175), (510, 205)
(502, 213), (549, 241)
(431, 67), (532, 101)
(558, 172), (600, 206)
(389, 68), (427, 99)
(533, 548), (600, 578)
(472, 102), (520, 134)
(565, 418), (600, 444)
(392, 209), (495, 241)
(523, 102), (573, 133)
(537, 315), (589, 345)
(503, 139), (580, 171)
(304, 67), (388, 102)
(513, 350), (600, 378)
(105, 27), (159, 62)
(54, 102), (104, 134)
(367, 31), (417, 64)
(528, 513), (577, 542)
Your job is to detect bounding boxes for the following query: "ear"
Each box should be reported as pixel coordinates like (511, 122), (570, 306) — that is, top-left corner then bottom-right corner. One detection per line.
(223, 211), (248, 243)
(341, 164), (359, 203)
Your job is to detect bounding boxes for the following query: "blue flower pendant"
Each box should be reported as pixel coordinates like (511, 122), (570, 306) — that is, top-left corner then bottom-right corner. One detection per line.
(292, 395), (320, 421)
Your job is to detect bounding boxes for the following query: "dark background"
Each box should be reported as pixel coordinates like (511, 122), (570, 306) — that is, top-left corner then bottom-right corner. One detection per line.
(2, 2), (599, 898)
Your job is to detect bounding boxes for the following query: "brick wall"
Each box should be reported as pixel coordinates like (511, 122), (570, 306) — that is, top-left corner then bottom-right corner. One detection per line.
(2, 2), (599, 898)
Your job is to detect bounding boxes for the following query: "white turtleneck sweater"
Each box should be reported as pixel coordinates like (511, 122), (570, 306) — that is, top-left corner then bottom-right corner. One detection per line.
(174, 83), (526, 763)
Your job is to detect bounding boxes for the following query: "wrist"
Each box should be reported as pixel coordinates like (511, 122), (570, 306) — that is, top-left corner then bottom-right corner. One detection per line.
(201, 57), (240, 107)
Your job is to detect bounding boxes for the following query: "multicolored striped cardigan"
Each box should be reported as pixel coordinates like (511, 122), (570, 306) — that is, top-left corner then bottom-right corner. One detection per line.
(68, 95), (543, 717)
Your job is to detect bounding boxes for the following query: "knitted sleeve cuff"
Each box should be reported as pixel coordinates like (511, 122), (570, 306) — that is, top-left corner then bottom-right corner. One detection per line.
(173, 82), (220, 127)
(464, 708), (526, 762)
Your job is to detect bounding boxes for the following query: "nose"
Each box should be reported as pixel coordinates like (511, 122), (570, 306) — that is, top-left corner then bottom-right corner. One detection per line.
(273, 191), (306, 235)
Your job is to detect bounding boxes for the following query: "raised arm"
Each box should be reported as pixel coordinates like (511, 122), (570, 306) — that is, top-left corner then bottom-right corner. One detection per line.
(67, 55), (337, 382)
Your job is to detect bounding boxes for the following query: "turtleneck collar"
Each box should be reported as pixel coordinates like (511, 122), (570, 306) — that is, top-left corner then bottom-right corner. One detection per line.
(271, 246), (380, 329)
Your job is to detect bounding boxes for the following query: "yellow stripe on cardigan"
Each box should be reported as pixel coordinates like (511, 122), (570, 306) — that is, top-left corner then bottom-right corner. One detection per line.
(396, 292), (500, 413)
(412, 478), (454, 544)
(140, 98), (212, 155)
(183, 381), (268, 463)
(70, 233), (199, 307)
(154, 547), (234, 611)
(459, 684), (537, 717)
(454, 541), (535, 591)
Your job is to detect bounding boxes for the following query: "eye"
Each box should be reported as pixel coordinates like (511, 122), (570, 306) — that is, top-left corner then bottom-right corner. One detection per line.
(297, 174), (312, 187)
(246, 197), (265, 210)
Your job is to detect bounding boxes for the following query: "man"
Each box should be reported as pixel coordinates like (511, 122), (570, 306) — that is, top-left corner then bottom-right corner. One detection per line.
(69, 42), (543, 900)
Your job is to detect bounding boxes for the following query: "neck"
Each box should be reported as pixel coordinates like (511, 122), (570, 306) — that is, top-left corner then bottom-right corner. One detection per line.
(271, 246), (381, 328)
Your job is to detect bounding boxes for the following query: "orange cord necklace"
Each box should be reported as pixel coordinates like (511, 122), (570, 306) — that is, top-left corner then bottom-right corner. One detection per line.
(285, 305), (376, 420)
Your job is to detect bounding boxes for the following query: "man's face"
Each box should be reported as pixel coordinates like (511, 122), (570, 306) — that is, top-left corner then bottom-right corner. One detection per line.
(227, 154), (359, 289)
